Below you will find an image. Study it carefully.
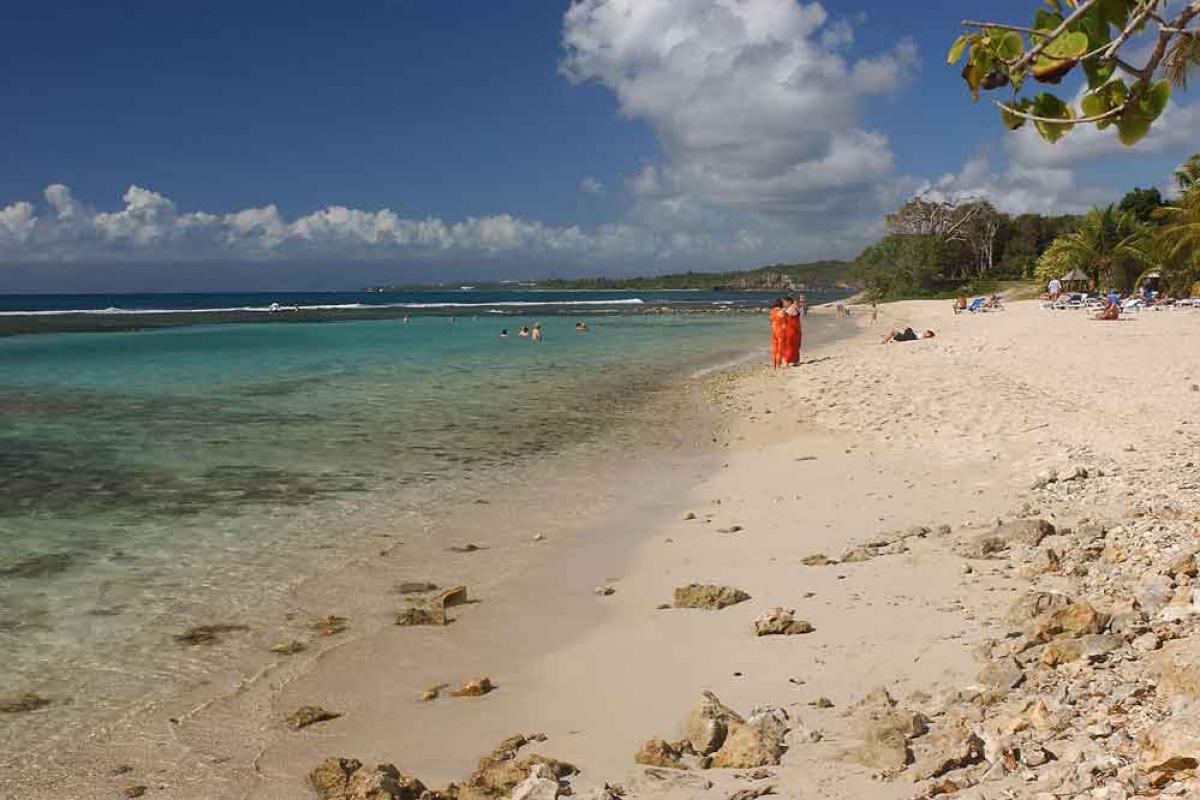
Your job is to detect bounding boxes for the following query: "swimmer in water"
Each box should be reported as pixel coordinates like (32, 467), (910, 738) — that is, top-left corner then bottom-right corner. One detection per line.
(575, 322), (589, 331)
(403, 315), (410, 324)
(518, 326), (530, 337)
(500, 328), (509, 338)
(531, 323), (543, 342)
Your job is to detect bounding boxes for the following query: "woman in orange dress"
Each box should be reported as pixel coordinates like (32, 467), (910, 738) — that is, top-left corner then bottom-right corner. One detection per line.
(782, 296), (801, 365)
(769, 299), (785, 368)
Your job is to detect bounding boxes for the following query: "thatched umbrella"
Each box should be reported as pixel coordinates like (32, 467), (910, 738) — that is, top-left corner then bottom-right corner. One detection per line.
(1060, 267), (1091, 291)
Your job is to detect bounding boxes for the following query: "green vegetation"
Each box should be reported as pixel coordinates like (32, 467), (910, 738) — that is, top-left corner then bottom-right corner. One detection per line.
(856, 151), (1200, 301)
(948, 1), (1199, 144)
(538, 260), (853, 291)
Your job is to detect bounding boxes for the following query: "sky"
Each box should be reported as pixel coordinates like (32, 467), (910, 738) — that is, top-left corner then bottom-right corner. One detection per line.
(1, 0), (1198, 291)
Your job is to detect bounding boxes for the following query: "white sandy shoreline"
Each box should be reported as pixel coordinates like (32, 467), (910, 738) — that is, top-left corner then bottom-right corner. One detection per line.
(11, 299), (1200, 800)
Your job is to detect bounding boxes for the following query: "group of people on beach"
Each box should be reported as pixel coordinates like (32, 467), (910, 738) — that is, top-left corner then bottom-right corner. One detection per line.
(768, 296), (803, 368)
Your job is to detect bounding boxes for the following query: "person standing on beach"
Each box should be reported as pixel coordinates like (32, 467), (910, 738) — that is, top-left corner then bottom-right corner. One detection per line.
(769, 299), (785, 368)
(783, 296), (802, 366)
(870, 302), (878, 325)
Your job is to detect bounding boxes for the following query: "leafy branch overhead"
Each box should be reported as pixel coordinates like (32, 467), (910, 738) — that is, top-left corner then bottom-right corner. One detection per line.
(948, 0), (1200, 144)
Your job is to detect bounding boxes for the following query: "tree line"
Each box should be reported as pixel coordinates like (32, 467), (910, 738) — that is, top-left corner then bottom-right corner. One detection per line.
(853, 151), (1200, 300)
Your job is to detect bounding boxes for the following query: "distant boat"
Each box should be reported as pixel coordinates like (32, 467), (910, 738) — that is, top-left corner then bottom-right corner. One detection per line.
(460, 285), (476, 291)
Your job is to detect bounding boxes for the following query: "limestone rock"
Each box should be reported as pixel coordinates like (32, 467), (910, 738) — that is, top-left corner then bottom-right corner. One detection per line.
(451, 677), (495, 697)
(287, 705), (341, 730)
(1141, 705), (1200, 779)
(978, 658), (1024, 692)
(625, 768), (712, 795)
(683, 691), (743, 755)
(458, 733), (576, 800)
(270, 640), (306, 655)
(847, 688), (926, 773)
(673, 584), (750, 610)
(308, 758), (430, 800)
(909, 723), (985, 781)
(634, 738), (685, 769)
(1006, 591), (1073, 626)
(509, 764), (560, 800)
(1037, 634), (1121, 667)
(955, 519), (1054, 559)
(709, 706), (791, 769)
(840, 546), (875, 563)
(1034, 602), (1110, 641)
(801, 553), (835, 566)
(1169, 552), (1198, 578)
(1152, 638), (1200, 701)
(753, 607), (814, 636)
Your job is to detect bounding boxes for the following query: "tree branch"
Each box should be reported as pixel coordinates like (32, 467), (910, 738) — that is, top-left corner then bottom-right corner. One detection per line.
(992, 99), (1127, 125)
(1011, 0), (1100, 73)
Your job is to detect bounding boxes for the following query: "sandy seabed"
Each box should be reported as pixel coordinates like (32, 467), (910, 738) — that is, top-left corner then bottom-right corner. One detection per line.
(9, 298), (1200, 800)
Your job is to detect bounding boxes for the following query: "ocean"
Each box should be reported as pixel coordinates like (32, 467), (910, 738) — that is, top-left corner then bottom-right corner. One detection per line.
(0, 288), (840, 775)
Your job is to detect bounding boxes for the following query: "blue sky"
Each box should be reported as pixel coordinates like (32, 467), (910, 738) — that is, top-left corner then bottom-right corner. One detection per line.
(1, 0), (1197, 290)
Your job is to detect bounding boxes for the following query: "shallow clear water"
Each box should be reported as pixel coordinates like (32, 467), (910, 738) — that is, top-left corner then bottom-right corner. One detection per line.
(0, 308), (771, 768)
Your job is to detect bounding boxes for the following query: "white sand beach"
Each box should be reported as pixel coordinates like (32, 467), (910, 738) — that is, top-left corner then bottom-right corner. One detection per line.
(13, 299), (1200, 800)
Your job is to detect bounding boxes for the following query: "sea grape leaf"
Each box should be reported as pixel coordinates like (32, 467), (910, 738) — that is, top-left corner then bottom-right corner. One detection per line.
(1000, 98), (1032, 130)
(947, 34), (970, 65)
(1033, 92), (1074, 143)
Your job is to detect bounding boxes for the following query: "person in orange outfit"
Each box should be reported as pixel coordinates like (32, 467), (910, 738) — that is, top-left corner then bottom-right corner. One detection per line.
(783, 296), (802, 365)
(769, 299), (786, 368)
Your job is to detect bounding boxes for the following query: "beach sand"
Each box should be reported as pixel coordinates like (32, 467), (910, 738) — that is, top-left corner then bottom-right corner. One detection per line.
(11, 299), (1200, 799)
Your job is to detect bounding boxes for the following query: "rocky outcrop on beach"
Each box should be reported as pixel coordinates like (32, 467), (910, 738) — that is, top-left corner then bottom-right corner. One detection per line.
(309, 734), (576, 800)
(672, 584), (750, 610)
(828, 462), (1200, 799)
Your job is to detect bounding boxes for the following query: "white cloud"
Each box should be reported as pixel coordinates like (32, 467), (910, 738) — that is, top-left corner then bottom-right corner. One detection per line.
(561, 0), (917, 246)
(914, 155), (1116, 216)
(1006, 99), (1200, 169)
(0, 183), (785, 265)
(579, 176), (604, 194)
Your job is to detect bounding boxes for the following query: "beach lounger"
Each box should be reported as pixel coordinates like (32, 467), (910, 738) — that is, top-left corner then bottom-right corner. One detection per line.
(1120, 298), (1142, 313)
(966, 297), (985, 313)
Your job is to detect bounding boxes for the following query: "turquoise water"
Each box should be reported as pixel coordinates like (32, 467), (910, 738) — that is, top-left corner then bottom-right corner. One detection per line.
(0, 309), (769, 770)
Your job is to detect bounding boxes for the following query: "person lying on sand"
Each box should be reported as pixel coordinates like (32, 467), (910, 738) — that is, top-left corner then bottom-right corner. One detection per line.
(881, 327), (935, 344)
(1094, 302), (1121, 321)
(953, 296), (968, 314)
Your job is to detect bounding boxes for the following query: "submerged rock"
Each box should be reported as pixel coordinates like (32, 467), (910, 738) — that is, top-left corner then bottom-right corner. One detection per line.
(173, 623), (249, 646)
(308, 615), (349, 637)
(395, 606), (447, 626)
(753, 607), (814, 636)
(270, 640), (306, 655)
(0, 552), (74, 578)
(0, 691), (51, 714)
(394, 581), (439, 595)
(673, 584), (751, 610)
(287, 705), (342, 730)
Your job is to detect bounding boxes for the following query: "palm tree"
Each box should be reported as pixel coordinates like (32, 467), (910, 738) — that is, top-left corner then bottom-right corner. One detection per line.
(1174, 153), (1200, 193)
(1052, 206), (1151, 290)
(1154, 187), (1200, 294)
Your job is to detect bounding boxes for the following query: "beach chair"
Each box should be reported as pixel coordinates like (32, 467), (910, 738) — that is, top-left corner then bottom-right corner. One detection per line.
(1120, 298), (1142, 313)
(966, 297), (985, 313)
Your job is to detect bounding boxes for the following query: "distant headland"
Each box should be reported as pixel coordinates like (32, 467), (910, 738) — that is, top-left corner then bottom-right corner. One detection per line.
(365, 259), (856, 293)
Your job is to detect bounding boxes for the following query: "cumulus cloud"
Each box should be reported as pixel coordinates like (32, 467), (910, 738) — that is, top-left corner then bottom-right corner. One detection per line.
(915, 155), (1116, 216)
(0, 182), (789, 265)
(561, 0), (917, 240)
(579, 176), (604, 194)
